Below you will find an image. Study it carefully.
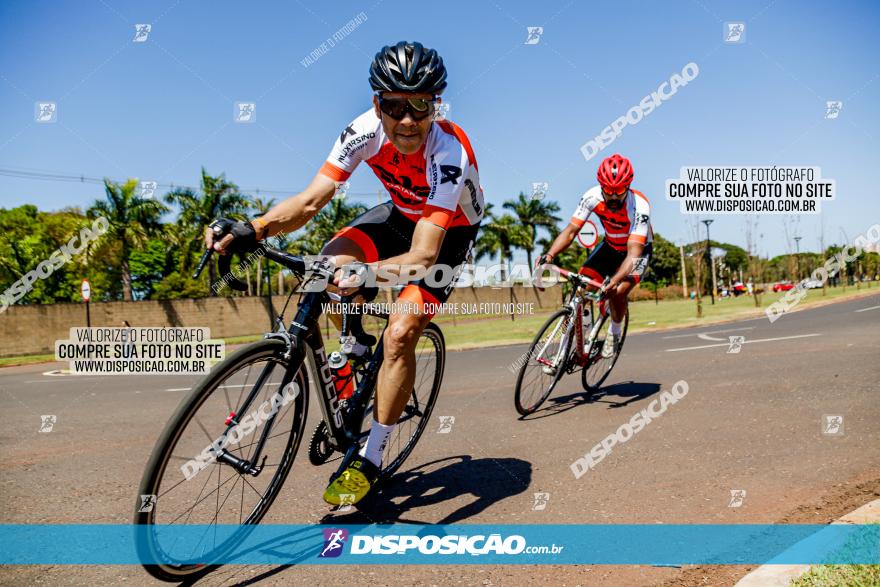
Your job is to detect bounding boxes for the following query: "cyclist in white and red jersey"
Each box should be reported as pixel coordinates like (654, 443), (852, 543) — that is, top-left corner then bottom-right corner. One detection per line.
(538, 154), (652, 359)
(207, 41), (483, 505)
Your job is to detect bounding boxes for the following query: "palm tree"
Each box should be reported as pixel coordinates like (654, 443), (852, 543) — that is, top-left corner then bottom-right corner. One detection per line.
(88, 178), (168, 301)
(164, 168), (250, 294)
(475, 213), (530, 283)
(502, 192), (561, 268)
(250, 196), (276, 296)
(291, 195), (368, 255)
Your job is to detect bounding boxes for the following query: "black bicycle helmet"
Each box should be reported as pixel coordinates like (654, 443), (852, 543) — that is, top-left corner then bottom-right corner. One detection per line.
(369, 41), (447, 95)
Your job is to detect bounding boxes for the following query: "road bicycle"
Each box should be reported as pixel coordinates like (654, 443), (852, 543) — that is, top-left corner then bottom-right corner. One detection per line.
(513, 267), (628, 416)
(135, 221), (445, 582)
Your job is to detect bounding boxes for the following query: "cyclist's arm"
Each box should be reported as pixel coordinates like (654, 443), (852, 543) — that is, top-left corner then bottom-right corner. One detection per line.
(207, 173), (336, 252)
(255, 173), (337, 237)
(608, 239), (646, 288)
(543, 222), (580, 264)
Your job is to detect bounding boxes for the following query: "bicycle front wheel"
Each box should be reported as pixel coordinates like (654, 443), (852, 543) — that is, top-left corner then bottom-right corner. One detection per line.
(513, 309), (574, 415)
(135, 338), (309, 583)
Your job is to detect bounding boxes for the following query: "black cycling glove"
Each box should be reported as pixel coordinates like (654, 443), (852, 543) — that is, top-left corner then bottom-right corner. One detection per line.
(209, 218), (258, 254)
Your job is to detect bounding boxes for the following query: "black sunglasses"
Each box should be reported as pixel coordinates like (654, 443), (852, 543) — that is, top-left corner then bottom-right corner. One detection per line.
(377, 94), (437, 121)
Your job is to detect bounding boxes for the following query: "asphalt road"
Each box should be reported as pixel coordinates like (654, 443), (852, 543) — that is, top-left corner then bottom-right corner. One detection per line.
(1, 293), (878, 586)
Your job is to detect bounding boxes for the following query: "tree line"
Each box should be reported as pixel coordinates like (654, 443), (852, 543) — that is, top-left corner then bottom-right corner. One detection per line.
(1, 169), (876, 305)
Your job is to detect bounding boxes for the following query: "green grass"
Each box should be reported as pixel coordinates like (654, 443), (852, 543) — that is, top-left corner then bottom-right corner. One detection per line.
(790, 563), (880, 586)
(789, 522), (880, 587)
(2, 285), (875, 368)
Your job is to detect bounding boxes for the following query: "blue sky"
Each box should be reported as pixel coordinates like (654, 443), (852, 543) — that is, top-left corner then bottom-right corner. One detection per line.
(1, 0), (878, 259)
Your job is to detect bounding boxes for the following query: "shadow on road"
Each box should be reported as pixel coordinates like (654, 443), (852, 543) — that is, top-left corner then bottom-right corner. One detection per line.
(198, 455), (532, 586)
(325, 454), (532, 524)
(521, 380), (662, 420)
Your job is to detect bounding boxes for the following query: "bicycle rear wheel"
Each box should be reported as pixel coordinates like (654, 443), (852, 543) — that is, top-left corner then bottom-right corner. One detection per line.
(135, 338), (308, 583)
(360, 322), (445, 481)
(581, 304), (629, 392)
(513, 309), (574, 415)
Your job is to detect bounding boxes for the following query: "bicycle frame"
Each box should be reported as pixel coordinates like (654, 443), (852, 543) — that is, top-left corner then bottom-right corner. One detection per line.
(207, 246), (387, 477)
(536, 267), (609, 371)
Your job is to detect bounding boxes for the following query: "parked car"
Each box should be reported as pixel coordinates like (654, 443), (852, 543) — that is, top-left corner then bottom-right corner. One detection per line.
(803, 279), (824, 289)
(772, 281), (795, 292)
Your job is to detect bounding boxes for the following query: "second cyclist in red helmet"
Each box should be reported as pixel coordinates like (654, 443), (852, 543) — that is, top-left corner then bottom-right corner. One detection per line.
(538, 154), (653, 358)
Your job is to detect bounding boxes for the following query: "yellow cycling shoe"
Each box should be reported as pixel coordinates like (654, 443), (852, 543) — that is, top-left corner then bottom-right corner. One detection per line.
(322, 456), (381, 506)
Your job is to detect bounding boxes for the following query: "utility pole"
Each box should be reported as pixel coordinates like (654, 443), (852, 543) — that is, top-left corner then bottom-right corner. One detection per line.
(702, 219), (716, 304)
(794, 236), (802, 281)
(679, 244), (688, 298)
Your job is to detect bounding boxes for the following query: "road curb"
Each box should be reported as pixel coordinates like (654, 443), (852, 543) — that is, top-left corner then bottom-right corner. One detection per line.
(734, 498), (880, 586)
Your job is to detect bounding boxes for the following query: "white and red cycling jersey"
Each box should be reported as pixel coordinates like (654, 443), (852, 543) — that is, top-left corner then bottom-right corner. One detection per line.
(319, 109), (484, 230)
(570, 186), (653, 252)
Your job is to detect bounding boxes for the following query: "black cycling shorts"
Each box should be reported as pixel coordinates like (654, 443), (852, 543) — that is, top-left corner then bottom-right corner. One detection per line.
(579, 241), (653, 284)
(329, 201), (479, 312)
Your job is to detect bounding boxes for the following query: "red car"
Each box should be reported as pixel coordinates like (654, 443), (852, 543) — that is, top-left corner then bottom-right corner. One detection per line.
(772, 281), (795, 292)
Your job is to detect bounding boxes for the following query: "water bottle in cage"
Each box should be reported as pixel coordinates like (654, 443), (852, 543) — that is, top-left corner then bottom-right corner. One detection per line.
(582, 303), (592, 353)
(327, 351), (355, 400)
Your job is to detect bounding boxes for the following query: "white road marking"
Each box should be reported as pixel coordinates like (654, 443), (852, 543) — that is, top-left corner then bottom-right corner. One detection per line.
(854, 305), (880, 313)
(665, 333), (820, 352)
(663, 326), (754, 340)
(697, 333), (726, 342)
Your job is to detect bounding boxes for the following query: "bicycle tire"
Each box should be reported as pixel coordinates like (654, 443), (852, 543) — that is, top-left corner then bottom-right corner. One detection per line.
(513, 308), (574, 415)
(581, 305), (629, 392)
(135, 338), (308, 583)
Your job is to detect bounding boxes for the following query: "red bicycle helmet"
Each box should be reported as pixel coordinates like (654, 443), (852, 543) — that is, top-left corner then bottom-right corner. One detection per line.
(597, 154), (633, 192)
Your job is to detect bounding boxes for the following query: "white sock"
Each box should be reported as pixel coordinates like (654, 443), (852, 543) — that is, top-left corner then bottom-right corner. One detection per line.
(609, 320), (622, 336)
(360, 420), (395, 467)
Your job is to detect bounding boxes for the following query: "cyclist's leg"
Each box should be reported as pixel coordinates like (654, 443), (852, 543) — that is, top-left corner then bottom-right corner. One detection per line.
(321, 202), (402, 329)
(608, 242), (653, 321)
(579, 242), (619, 309)
(374, 224), (476, 426)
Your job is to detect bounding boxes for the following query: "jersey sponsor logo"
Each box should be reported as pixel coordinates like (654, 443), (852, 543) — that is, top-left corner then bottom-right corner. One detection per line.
(465, 179), (481, 215)
(440, 165), (462, 185)
(339, 124), (356, 144)
(370, 164), (430, 203)
(336, 132), (376, 164)
(635, 212), (650, 227)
